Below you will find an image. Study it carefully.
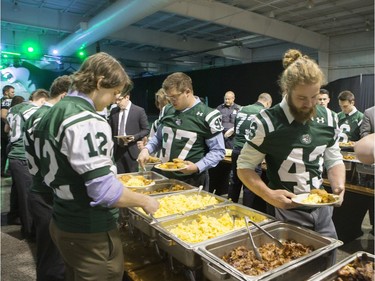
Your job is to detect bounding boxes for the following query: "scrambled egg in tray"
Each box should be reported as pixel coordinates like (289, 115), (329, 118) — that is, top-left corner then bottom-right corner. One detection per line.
(137, 193), (220, 218)
(169, 212), (266, 243)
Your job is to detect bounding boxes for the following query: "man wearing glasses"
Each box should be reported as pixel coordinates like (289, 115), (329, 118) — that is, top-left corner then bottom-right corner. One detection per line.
(109, 91), (150, 173)
(138, 72), (225, 189)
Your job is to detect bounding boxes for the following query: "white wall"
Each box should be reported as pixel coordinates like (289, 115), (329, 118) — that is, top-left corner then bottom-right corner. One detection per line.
(328, 31), (374, 82)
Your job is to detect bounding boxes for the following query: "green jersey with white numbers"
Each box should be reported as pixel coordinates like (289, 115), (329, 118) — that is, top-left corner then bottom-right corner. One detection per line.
(24, 104), (53, 193)
(158, 102), (223, 178)
(8, 102), (39, 160)
(233, 102), (265, 150)
(33, 96), (118, 233)
(337, 108), (363, 142)
(246, 103), (340, 194)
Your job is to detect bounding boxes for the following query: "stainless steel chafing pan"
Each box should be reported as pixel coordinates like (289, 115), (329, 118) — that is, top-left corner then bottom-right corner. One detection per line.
(128, 179), (197, 195)
(198, 221), (343, 281)
(127, 189), (228, 238)
(152, 203), (274, 268)
(307, 251), (374, 281)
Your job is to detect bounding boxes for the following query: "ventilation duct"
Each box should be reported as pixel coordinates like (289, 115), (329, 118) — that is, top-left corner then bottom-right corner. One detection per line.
(51, 0), (176, 56)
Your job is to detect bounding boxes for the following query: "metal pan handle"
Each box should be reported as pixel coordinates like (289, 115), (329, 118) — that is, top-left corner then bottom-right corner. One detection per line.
(157, 232), (176, 246)
(206, 262), (230, 280)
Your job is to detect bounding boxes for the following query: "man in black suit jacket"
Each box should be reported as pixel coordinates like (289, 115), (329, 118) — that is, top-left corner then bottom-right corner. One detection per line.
(109, 92), (150, 173)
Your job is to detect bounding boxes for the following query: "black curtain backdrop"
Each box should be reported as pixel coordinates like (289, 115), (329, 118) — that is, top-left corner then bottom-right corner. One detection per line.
(16, 61), (374, 115)
(325, 74), (374, 113)
(131, 60), (284, 115)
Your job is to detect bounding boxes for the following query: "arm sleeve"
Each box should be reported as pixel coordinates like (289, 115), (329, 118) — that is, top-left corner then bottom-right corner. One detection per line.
(195, 133), (225, 172)
(86, 174), (124, 207)
(237, 142), (266, 170)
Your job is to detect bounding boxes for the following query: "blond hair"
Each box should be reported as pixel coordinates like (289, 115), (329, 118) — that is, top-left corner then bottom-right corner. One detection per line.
(279, 49), (325, 96)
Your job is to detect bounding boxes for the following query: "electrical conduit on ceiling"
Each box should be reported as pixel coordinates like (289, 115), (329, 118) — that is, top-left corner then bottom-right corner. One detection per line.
(51, 0), (177, 56)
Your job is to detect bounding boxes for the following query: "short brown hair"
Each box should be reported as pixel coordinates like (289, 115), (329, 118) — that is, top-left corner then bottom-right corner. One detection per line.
(338, 90), (355, 102)
(71, 52), (131, 95)
(162, 72), (193, 93)
(50, 75), (71, 98)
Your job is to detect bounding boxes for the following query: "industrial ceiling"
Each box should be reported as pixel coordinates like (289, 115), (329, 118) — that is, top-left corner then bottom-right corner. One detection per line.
(1, 0), (374, 77)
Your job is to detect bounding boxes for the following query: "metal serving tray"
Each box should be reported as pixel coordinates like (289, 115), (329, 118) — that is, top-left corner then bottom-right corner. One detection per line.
(127, 190), (228, 238)
(198, 221), (343, 281)
(128, 179), (197, 195)
(307, 251), (374, 281)
(117, 171), (168, 182)
(152, 203), (274, 268)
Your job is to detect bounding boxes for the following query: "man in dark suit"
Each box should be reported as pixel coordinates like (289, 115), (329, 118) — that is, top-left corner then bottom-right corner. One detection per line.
(109, 92), (150, 173)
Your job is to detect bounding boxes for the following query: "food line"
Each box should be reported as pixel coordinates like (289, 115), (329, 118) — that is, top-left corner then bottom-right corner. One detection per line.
(118, 170), (373, 281)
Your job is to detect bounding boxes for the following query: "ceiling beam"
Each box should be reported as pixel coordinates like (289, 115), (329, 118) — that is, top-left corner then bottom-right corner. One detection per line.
(108, 26), (253, 62)
(164, 0), (329, 51)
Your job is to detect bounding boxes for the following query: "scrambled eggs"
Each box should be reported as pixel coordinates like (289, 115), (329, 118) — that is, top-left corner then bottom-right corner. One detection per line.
(169, 212), (266, 243)
(137, 193), (219, 218)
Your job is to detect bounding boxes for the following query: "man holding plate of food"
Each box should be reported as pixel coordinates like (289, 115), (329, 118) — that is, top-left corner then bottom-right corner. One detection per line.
(138, 72), (225, 189)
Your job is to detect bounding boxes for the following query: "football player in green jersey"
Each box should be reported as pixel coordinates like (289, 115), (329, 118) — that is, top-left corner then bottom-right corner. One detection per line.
(238, 49), (345, 242)
(24, 75), (71, 281)
(138, 72), (225, 189)
(33, 53), (159, 281)
(7, 89), (49, 241)
(337, 90), (364, 142)
(228, 93), (272, 207)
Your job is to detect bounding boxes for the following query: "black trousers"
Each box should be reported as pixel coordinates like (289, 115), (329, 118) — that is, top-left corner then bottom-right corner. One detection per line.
(227, 148), (264, 208)
(114, 146), (138, 174)
(1, 136), (9, 174)
(8, 159), (34, 238)
(28, 191), (65, 281)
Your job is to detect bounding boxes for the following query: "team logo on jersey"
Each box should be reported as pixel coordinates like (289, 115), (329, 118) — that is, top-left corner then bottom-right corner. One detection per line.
(196, 111), (203, 116)
(300, 134), (312, 144)
(316, 117), (325, 123)
(175, 118), (182, 126)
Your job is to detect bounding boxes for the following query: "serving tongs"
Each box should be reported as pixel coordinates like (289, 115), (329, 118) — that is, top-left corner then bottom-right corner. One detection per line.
(245, 216), (284, 248)
(197, 185), (203, 195)
(244, 216), (262, 261)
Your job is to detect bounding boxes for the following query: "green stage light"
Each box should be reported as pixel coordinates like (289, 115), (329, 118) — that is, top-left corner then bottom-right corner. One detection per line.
(22, 41), (40, 57)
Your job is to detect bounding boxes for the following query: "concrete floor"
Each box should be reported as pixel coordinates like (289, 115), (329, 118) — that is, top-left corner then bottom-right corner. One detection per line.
(1, 176), (374, 281)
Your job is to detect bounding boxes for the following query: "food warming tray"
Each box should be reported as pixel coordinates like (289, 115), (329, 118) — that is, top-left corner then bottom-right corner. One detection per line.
(128, 179), (197, 195)
(198, 221), (343, 281)
(117, 170), (168, 182)
(128, 189), (228, 238)
(306, 251), (374, 281)
(152, 203), (274, 268)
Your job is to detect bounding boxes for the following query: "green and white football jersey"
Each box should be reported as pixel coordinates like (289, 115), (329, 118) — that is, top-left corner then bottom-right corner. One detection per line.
(33, 96), (118, 233)
(157, 102), (223, 177)
(7, 102), (39, 160)
(246, 101), (340, 194)
(233, 102), (265, 150)
(24, 104), (52, 193)
(337, 108), (363, 142)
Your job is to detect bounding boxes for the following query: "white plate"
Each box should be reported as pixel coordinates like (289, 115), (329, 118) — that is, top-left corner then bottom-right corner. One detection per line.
(154, 163), (186, 172)
(122, 181), (155, 189)
(292, 193), (340, 207)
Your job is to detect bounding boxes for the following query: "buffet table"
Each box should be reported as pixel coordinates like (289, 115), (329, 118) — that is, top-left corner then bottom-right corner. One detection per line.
(119, 172), (344, 281)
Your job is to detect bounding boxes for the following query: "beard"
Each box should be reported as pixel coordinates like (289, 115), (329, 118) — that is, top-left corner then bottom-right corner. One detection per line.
(287, 96), (316, 123)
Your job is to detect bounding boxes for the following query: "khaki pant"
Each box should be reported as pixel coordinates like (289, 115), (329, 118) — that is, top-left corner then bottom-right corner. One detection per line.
(49, 220), (124, 281)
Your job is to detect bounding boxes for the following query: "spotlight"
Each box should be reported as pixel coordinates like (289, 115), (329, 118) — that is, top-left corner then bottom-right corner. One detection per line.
(52, 49), (59, 55)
